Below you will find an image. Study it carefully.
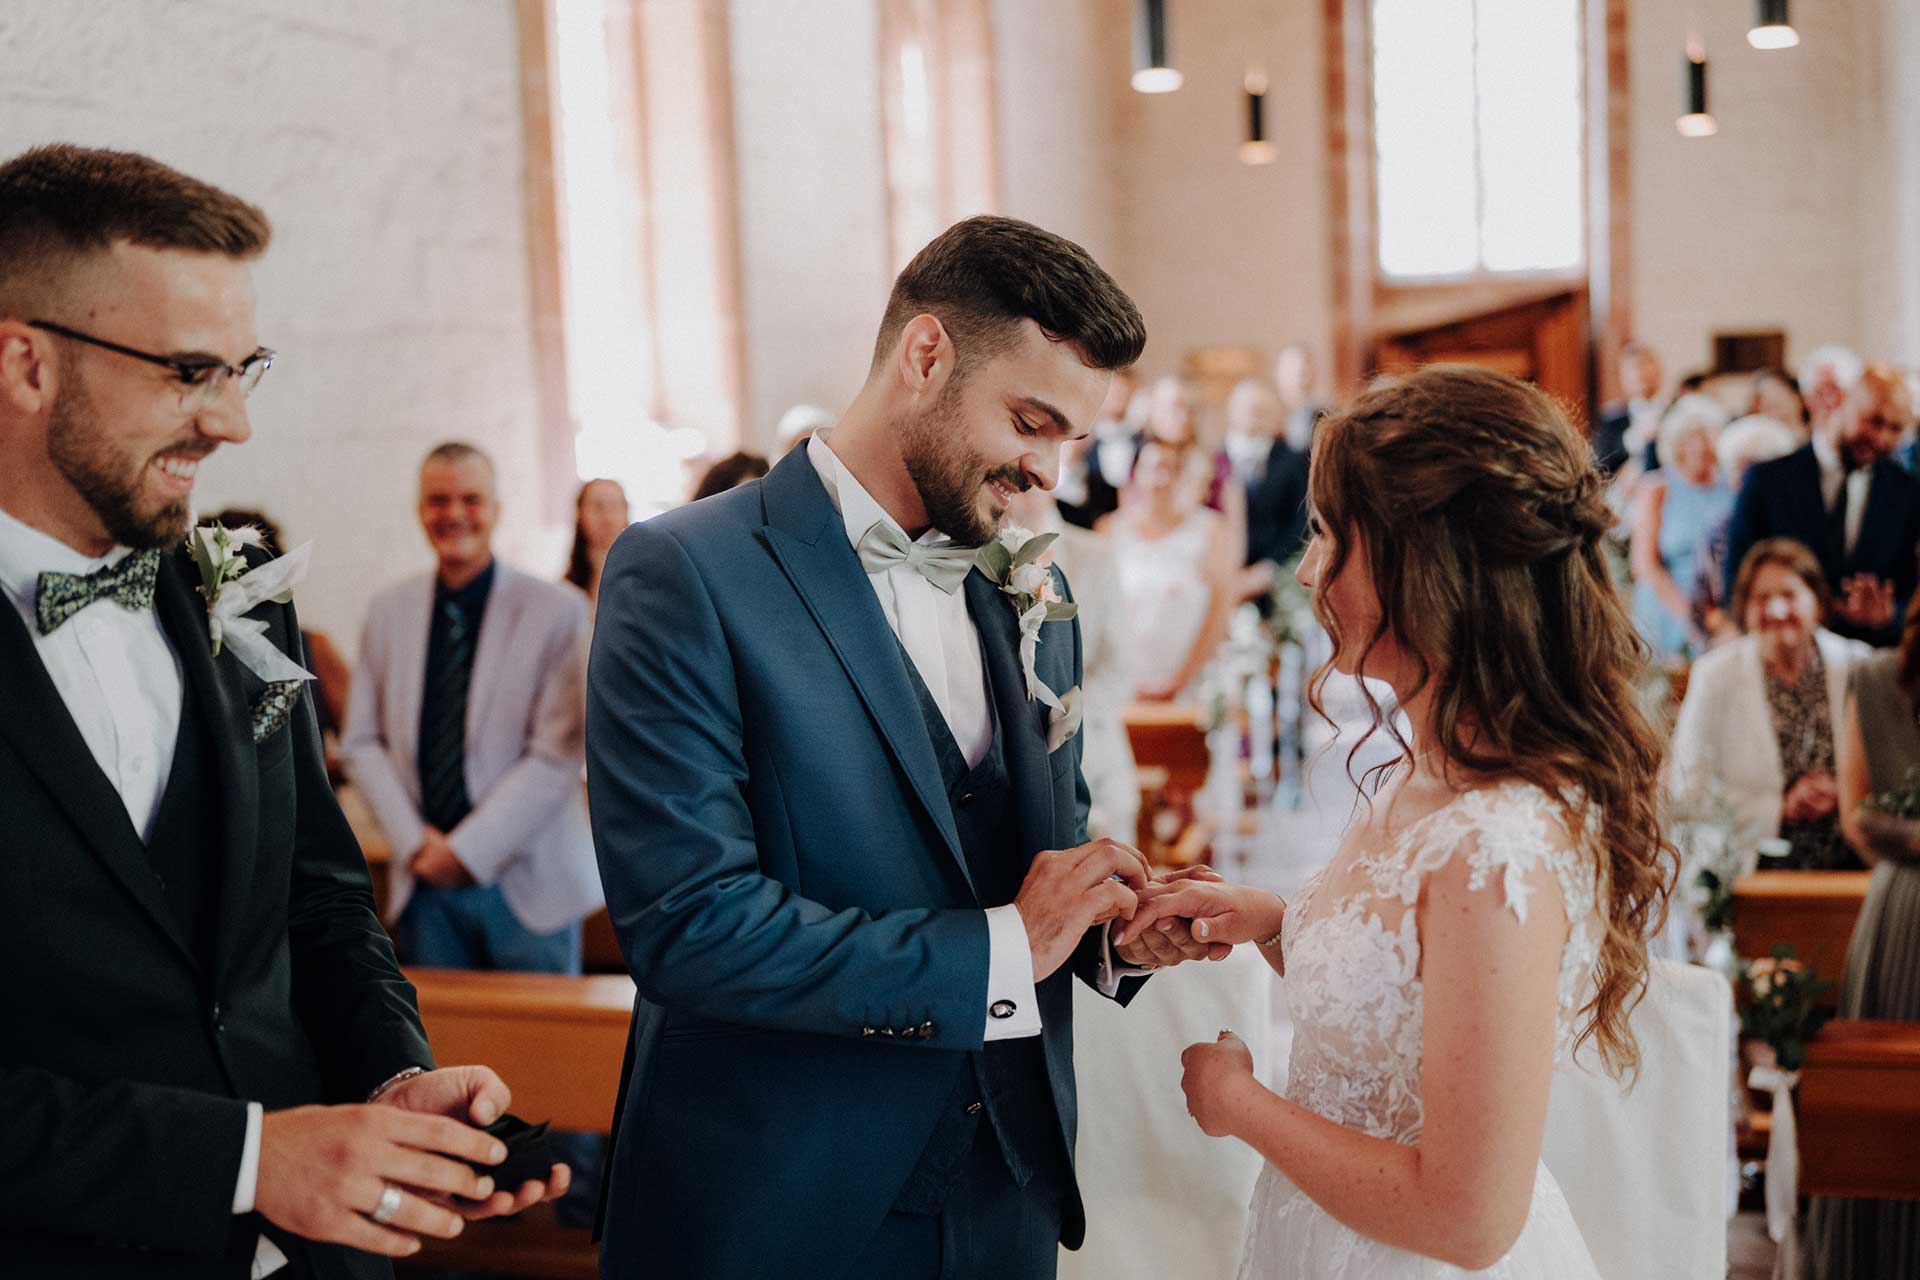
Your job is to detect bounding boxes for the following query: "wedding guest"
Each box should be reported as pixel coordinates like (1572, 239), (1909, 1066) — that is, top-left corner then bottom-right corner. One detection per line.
(1056, 366), (1136, 529)
(1006, 483), (1140, 843)
(345, 441), (602, 964)
(1807, 604), (1920, 1276)
(1686, 416), (1802, 643)
(1750, 367), (1809, 432)
(206, 507), (352, 750)
(1273, 343), (1327, 454)
(1631, 394), (1732, 659)
(1231, 377), (1310, 602)
(1724, 364), (1920, 645)
(1594, 340), (1665, 476)
(0, 143), (561, 1276)
(1667, 539), (1869, 868)
(564, 478), (630, 608)
(1145, 375), (1246, 563)
(690, 450), (768, 502)
(1107, 435), (1238, 701)
(1799, 344), (1866, 432)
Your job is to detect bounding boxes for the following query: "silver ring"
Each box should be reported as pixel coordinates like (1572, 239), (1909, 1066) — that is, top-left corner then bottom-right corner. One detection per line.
(370, 1184), (404, 1225)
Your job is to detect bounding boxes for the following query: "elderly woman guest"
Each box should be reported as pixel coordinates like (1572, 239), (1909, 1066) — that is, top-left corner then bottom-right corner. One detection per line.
(1803, 606), (1920, 1276)
(1690, 414), (1804, 643)
(1668, 539), (1870, 868)
(1632, 394), (1733, 659)
(564, 477), (630, 608)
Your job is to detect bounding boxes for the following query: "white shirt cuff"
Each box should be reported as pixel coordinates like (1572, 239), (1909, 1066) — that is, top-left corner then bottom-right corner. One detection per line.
(232, 1101), (263, 1213)
(1096, 919), (1155, 997)
(983, 904), (1043, 1040)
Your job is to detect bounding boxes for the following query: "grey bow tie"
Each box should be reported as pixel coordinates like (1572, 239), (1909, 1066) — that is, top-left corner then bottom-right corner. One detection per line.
(855, 521), (978, 594)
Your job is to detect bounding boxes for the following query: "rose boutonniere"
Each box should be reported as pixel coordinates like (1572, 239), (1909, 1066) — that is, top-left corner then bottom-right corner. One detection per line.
(976, 526), (1084, 751)
(187, 522), (316, 687)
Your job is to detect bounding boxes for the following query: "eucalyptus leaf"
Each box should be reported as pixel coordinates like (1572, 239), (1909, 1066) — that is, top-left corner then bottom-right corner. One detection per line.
(1009, 531), (1059, 569)
(976, 540), (1013, 582)
(1044, 601), (1078, 622)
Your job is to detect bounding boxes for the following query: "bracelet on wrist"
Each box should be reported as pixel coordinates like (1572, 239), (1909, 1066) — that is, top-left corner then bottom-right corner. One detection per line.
(367, 1065), (428, 1103)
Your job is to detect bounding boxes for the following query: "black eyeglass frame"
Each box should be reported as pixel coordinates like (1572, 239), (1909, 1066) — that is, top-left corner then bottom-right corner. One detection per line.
(27, 319), (275, 398)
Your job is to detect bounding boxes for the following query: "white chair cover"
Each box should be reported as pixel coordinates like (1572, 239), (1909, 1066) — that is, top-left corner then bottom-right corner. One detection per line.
(1541, 958), (1734, 1280)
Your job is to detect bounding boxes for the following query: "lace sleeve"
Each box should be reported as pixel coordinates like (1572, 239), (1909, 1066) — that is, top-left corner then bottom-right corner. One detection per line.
(1389, 783), (1595, 931)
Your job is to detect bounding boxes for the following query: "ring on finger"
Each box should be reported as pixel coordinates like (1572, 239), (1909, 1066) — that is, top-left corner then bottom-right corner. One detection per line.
(369, 1184), (404, 1226)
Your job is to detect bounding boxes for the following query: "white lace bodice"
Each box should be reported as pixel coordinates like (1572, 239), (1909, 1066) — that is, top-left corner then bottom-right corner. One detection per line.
(1279, 780), (1603, 1144)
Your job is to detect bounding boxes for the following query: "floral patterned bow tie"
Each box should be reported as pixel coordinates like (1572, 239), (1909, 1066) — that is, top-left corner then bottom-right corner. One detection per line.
(35, 548), (162, 635)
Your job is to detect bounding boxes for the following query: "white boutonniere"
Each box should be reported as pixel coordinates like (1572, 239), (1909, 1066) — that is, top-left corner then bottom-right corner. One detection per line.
(187, 522), (316, 687)
(975, 526), (1084, 750)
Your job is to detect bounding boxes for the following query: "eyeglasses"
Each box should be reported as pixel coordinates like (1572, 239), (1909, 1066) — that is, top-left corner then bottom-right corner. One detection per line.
(29, 320), (275, 413)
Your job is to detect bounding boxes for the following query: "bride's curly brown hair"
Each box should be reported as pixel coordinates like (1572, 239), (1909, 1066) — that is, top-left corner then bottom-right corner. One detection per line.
(1306, 364), (1674, 1080)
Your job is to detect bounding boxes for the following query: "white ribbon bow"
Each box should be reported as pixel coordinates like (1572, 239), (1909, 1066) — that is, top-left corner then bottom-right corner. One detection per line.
(1014, 599), (1082, 751)
(1748, 1061), (1800, 1246)
(206, 537), (317, 686)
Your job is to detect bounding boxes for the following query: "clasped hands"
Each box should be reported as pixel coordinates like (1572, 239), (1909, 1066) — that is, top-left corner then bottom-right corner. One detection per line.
(254, 1064), (569, 1259)
(1014, 838), (1289, 979)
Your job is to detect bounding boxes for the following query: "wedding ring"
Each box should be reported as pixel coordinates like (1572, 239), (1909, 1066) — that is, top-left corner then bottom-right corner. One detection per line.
(370, 1184), (404, 1225)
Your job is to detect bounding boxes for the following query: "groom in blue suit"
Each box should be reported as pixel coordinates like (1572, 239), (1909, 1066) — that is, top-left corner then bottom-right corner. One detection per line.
(586, 217), (1223, 1279)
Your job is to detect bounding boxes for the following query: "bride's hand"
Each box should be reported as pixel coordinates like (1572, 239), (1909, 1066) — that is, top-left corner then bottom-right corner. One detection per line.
(1180, 1031), (1258, 1137)
(1116, 879), (1286, 949)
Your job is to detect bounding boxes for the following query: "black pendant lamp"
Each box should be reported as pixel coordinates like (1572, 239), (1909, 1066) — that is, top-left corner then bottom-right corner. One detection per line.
(1240, 71), (1276, 165)
(1748, 0), (1799, 50)
(1677, 39), (1717, 138)
(1132, 0), (1183, 94)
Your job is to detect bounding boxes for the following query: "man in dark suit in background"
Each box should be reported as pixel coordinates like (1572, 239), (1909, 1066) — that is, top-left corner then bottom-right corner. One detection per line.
(1724, 365), (1919, 646)
(0, 145), (562, 1277)
(1593, 340), (1665, 476)
(1055, 366), (1137, 529)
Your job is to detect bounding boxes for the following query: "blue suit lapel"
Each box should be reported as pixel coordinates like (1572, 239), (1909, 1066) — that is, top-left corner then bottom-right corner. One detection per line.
(755, 449), (973, 896)
(965, 569), (1056, 859)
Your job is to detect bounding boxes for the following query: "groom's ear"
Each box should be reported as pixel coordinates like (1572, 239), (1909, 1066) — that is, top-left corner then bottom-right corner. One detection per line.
(894, 313), (954, 398)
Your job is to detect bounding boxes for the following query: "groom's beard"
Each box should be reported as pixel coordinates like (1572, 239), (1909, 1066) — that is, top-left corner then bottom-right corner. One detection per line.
(902, 391), (1026, 545)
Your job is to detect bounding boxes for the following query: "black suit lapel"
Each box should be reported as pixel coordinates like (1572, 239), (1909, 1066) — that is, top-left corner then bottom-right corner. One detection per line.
(0, 586), (200, 972)
(964, 570), (1056, 858)
(1849, 461), (1899, 575)
(154, 552), (259, 982)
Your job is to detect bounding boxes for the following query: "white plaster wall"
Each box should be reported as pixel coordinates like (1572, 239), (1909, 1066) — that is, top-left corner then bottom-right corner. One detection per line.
(991, 0), (1126, 277)
(1856, 0), (1920, 367)
(1109, 0), (1330, 382)
(727, 0), (892, 450)
(1627, 0), (1867, 376)
(0, 0), (543, 654)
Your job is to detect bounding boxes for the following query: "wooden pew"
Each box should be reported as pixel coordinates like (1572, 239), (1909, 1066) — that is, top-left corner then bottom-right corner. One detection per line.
(1796, 1019), (1920, 1200)
(1729, 870), (1870, 993)
(399, 967), (635, 1279)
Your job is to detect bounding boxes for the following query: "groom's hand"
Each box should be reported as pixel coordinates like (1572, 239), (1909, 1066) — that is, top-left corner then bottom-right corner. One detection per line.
(1015, 837), (1151, 981)
(1113, 866), (1233, 967)
(375, 1065), (572, 1220)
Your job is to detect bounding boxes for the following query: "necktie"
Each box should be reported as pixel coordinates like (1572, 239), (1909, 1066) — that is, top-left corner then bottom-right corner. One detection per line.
(36, 548), (162, 635)
(855, 521), (978, 595)
(418, 598), (477, 832)
(1826, 465), (1856, 567)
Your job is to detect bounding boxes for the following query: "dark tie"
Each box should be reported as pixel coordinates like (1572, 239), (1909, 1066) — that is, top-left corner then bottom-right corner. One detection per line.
(418, 598), (477, 832)
(1826, 468), (1854, 568)
(35, 548), (162, 635)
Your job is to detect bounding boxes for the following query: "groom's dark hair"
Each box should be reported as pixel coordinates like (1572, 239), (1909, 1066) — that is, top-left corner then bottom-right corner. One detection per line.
(0, 144), (270, 316)
(870, 215), (1145, 379)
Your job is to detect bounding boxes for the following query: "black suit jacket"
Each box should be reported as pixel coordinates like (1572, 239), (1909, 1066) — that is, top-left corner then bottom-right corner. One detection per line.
(1246, 438), (1310, 568)
(1057, 429), (1139, 530)
(1724, 444), (1920, 646)
(0, 546), (433, 1277)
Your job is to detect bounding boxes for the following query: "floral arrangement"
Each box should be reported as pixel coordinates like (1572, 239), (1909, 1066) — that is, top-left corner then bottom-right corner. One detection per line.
(976, 526), (1082, 749)
(1739, 945), (1834, 1071)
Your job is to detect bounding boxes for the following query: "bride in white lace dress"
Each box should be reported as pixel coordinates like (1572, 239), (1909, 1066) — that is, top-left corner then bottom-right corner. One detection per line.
(1119, 366), (1674, 1277)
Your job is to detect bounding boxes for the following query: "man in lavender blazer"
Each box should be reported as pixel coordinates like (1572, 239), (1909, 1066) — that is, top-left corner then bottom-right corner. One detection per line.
(343, 442), (601, 970)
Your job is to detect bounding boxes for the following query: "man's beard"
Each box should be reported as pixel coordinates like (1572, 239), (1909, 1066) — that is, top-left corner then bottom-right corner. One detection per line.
(900, 384), (1027, 545)
(46, 379), (197, 550)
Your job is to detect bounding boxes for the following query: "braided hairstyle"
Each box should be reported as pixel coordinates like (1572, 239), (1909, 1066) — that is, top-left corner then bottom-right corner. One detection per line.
(1306, 363), (1673, 1081)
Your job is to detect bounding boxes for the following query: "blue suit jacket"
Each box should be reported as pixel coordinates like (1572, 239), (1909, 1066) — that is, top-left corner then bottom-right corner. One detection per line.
(1723, 444), (1920, 645)
(585, 447), (1142, 1279)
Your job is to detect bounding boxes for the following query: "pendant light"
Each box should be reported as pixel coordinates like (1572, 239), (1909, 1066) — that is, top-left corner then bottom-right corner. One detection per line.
(1132, 0), (1183, 94)
(1747, 0), (1799, 50)
(1677, 39), (1717, 138)
(1240, 71), (1276, 165)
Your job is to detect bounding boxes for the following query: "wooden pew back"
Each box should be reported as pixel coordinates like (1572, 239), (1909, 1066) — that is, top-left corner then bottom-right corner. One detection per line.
(1796, 1019), (1920, 1201)
(1729, 870), (1870, 996)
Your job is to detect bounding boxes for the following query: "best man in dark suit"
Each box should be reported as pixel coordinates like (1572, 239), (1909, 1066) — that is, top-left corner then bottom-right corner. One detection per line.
(1723, 366), (1919, 646)
(0, 145), (562, 1278)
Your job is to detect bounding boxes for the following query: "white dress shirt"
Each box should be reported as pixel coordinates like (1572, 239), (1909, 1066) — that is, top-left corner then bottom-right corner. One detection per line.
(0, 506), (278, 1275)
(1812, 434), (1872, 558)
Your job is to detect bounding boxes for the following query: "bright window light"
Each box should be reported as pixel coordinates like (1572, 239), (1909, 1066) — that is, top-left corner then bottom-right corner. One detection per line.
(1372, 0), (1584, 279)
